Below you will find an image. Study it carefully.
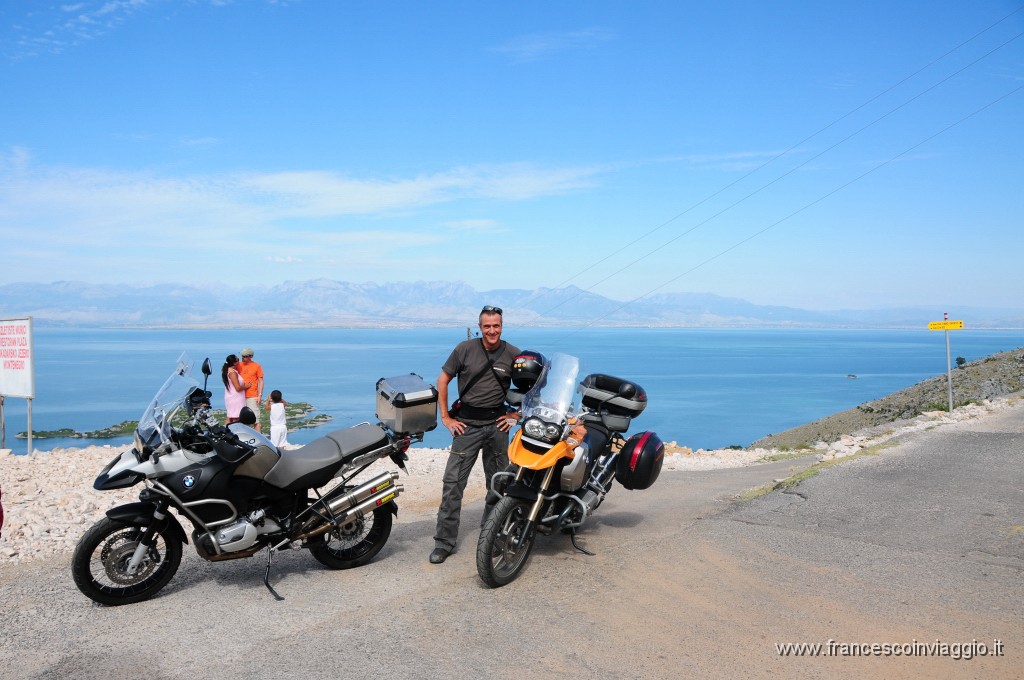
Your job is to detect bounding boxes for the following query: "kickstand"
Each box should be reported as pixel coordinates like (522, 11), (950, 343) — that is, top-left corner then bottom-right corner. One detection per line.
(263, 547), (285, 601)
(570, 531), (595, 556)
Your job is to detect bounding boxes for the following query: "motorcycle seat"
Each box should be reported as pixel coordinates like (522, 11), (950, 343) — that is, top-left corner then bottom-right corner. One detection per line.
(264, 423), (389, 491)
(326, 424), (390, 463)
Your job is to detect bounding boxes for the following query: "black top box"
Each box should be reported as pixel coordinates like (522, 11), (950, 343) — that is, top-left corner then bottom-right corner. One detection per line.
(579, 373), (648, 418)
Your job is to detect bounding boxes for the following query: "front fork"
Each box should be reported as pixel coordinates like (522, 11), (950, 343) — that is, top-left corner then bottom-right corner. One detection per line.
(526, 467), (557, 523)
(126, 498), (170, 575)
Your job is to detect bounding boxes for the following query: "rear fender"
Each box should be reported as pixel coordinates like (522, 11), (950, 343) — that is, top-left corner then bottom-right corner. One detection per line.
(105, 502), (188, 545)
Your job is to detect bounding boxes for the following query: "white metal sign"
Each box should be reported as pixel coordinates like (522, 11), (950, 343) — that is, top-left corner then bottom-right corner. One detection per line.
(0, 317), (34, 398)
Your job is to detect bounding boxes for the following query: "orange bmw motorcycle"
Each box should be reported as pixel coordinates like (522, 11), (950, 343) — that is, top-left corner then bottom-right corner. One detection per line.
(476, 352), (663, 587)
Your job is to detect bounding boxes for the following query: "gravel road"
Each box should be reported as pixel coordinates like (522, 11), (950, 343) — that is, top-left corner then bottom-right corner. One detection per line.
(1, 396), (1021, 679)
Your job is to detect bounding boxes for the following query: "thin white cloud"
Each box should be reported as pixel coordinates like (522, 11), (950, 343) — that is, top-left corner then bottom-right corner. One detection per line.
(240, 163), (601, 217)
(442, 219), (504, 233)
(5, 0), (282, 59)
(0, 152), (604, 282)
(180, 136), (222, 147)
(659, 150), (798, 172)
(492, 27), (615, 63)
(7, 0), (152, 58)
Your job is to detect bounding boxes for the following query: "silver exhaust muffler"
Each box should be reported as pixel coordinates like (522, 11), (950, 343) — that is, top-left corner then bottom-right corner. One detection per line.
(296, 470), (402, 540)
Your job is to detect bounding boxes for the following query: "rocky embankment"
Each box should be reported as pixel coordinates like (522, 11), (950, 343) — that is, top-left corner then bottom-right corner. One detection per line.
(2, 345), (1022, 565)
(752, 346), (1024, 450)
(0, 439), (758, 564)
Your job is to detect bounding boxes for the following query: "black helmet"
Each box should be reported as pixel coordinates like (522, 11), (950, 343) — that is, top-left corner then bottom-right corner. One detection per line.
(511, 350), (546, 391)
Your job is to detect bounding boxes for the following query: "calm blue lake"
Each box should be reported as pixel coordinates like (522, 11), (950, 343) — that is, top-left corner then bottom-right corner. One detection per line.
(2, 327), (1021, 454)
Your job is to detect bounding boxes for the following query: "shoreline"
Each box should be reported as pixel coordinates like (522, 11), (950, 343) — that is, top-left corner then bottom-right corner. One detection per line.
(3, 335), (1021, 455)
(2, 393), (1022, 564)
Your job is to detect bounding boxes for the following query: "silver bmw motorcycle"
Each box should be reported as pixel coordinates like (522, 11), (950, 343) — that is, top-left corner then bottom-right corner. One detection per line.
(72, 353), (434, 605)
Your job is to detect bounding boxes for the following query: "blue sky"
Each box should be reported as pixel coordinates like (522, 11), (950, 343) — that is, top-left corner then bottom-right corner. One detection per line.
(1, 0), (1021, 311)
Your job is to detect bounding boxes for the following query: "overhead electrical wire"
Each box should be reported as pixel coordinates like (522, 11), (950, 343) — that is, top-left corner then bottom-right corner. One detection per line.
(534, 27), (1024, 319)
(555, 82), (1024, 336)
(507, 4), (1024, 324)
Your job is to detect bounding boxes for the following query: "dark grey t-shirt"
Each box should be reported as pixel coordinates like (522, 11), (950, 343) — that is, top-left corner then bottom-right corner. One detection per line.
(442, 339), (521, 408)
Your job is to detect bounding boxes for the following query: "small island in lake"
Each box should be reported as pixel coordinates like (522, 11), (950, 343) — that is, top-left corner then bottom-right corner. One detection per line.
(18, 401), (332, 439)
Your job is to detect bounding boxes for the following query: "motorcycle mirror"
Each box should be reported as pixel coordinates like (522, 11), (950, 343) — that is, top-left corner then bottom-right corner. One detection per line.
(201, 357), (212, 392)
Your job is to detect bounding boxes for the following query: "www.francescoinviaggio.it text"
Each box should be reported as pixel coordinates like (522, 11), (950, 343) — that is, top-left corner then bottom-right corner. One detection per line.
(775, 638), (1004, 660)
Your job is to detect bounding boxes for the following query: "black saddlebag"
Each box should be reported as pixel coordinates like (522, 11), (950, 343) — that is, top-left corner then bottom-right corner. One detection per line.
(615, 431), (664, 490)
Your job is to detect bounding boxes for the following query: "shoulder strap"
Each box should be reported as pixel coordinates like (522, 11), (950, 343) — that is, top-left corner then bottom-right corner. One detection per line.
(458, 340), (507, 397)
(484, 340), (508, 389)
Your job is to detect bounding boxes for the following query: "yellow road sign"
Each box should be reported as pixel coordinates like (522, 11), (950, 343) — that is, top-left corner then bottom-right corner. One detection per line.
(928, 320), (964, 330)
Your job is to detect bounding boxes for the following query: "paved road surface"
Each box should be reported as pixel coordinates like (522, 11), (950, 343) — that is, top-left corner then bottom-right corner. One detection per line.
(1, 403), (1020, 679)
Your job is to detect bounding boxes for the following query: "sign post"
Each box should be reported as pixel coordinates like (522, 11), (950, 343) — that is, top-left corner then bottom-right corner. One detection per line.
(0, 317), (35, 453)
(927, 313), (964, 413)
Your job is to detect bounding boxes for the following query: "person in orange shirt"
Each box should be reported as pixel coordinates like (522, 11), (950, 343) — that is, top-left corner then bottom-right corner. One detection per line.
(237, 347), (265, 432)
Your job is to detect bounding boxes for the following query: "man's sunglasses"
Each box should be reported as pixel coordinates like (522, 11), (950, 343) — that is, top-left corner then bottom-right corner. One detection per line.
(481, 305), (503, 315)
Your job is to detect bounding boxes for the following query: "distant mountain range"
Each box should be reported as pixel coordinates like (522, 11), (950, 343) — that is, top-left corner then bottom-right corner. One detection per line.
(1, 279), (1022, 329)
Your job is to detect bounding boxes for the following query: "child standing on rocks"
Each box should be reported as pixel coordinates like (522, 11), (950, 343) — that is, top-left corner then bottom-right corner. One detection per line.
(265, 390), (289, 448)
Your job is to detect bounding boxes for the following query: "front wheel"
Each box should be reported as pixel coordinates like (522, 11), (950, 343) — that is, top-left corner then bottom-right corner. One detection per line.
(71, 517), (182, 606)
(308, 505), (393, 569)
(476, 496), (537, 588)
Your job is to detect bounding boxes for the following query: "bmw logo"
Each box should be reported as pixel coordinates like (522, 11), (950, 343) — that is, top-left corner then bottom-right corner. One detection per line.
(182, 475), (196, 489)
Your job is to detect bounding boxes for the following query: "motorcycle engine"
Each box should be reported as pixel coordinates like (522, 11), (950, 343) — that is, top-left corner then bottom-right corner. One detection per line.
(560, 441), (591, 491)
(214, 509), (281, 552)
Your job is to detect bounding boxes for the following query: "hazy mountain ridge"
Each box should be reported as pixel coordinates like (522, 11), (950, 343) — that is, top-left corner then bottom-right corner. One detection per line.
(1, 280), (1021, 328)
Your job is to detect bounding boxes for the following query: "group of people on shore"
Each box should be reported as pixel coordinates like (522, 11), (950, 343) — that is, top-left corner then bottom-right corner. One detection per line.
(214, 306), (521, 566)
(220, 347), (289, 448)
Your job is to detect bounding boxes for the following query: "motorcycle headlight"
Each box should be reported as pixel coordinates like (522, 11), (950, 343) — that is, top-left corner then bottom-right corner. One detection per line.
(522, 417), (563, 444)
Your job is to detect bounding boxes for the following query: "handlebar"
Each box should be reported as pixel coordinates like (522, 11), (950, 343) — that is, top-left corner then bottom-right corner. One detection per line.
(174, 415), (256, 463)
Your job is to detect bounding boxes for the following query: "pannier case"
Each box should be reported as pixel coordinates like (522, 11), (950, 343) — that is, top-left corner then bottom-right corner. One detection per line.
(615, 431), (664, 490)
(376, 373), (439, 435)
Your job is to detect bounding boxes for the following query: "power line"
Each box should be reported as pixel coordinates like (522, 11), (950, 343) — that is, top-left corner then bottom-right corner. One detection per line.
(556, 83), (1024, 336)
(509, 4), (1024, 321)
(535, 27), (1024, 318)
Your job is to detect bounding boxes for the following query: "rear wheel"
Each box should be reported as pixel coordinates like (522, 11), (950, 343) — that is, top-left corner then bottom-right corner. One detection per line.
(476, 496), (537, 587)
(308, 505), (393, 569)
(71, 517), (182, 606)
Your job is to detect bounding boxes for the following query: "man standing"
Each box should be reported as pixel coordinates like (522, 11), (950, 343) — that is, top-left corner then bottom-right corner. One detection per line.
(430, 306), (520, 564)
(238, 347), (265, 432)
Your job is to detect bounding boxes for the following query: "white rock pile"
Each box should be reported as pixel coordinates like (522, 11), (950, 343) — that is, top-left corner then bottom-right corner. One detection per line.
(0, 441), (770, 565)
(3, 396), (1013, 565)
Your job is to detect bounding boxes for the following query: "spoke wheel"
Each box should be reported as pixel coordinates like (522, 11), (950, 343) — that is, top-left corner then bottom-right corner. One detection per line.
(477, 496), (537, 588)
(71, 517), (182, 606)
(308, 505), (393, 569)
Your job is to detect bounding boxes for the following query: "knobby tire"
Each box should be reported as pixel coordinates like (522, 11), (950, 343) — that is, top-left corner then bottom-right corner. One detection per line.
(308, 504), (393, 569)
(71, 517), (182, 606)
(476, 495), (536, 588)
